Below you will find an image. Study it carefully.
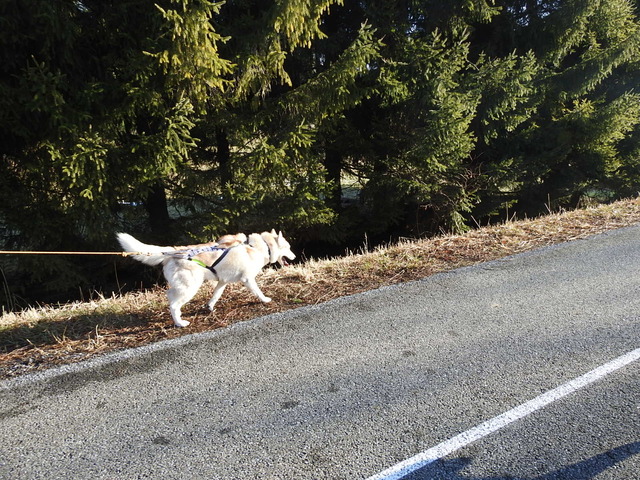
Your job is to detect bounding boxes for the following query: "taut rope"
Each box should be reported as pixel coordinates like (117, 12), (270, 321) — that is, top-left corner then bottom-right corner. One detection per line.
(0, 251), (156, 257)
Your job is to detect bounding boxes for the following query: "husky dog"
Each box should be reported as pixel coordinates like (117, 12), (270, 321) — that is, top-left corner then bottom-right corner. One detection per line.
(117, 230), (296, 327)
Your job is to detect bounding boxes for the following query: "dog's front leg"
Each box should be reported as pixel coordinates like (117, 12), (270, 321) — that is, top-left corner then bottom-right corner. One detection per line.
(207, 282), (228, 311)
(243, 277), (272, 304)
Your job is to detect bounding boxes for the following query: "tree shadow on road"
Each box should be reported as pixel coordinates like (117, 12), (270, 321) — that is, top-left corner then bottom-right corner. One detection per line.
(404, 441), (640, 479)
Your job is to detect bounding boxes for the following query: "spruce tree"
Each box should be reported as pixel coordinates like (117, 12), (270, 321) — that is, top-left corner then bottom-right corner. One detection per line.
(174, 1), (381, 238)
(0, 0), (380, 304)
(474, 0), (640, 216)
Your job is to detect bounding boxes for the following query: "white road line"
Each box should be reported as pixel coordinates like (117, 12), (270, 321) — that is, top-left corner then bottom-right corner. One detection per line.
(365, 347), (640, 480)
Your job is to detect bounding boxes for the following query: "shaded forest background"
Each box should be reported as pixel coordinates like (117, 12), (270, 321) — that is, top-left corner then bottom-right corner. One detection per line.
(1, 0), (639, 310)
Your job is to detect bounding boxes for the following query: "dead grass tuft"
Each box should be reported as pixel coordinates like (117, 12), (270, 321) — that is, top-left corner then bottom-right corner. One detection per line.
(2, 198), (640, 379)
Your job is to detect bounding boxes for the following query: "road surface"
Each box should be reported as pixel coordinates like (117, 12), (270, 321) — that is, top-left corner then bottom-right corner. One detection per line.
(1, 225), (639, 479)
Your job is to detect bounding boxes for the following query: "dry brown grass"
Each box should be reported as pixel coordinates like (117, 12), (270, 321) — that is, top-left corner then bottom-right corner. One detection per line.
(3, 198), (640, 379)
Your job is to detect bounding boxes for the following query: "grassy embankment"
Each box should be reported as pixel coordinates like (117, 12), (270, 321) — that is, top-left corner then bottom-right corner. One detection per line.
(2, 198), (640, 379)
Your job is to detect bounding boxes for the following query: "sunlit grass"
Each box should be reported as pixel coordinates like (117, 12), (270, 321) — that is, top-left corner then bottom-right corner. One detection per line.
(2, 197), (640, 379)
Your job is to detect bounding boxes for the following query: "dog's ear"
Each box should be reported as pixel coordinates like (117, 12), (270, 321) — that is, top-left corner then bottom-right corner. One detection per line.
(262, 232), (279, 263)
(271, 228), (277, 236)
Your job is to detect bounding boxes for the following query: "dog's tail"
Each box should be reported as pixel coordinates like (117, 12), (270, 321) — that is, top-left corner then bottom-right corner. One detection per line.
(117, 233), (174, 266)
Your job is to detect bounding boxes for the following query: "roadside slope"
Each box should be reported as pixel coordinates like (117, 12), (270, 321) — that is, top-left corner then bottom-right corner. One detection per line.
(2, 198), (640, 378)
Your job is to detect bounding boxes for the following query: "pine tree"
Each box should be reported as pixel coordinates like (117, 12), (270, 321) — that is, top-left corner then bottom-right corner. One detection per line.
(338, 0), (640, 233)
(327, 0), (502, 236)
(475, 0), (640, 216)
(0, 1), (234, 246)
(0, 0), (381, 305)
(171, 0), (382, 238)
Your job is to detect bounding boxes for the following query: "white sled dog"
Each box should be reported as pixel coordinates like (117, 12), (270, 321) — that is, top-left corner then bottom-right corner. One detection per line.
(117, 230), (296, 327)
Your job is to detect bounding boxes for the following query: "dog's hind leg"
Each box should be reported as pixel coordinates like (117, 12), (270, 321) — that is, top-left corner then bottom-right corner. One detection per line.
(243, 277), (272, 304)
(207, 281), (228, 311)
(167, 285), (200, 327)
(165, 268), (204, 327)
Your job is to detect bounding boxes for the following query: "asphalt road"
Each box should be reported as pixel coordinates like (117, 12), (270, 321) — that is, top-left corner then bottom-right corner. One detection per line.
(1, 225), (639, 480)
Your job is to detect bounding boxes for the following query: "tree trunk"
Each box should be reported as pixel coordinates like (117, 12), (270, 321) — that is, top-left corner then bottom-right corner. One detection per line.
(216, 128), (232, 187)
(324, 146), (343, 212)
(144, 181), (172, 240)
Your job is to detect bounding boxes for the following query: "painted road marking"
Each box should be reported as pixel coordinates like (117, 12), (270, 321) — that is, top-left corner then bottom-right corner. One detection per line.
(365, 347), (640, 480)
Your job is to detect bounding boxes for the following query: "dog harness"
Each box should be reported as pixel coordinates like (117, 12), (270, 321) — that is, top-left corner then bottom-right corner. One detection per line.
(181, 245), (236, 276)
(176, 237), (271, 275)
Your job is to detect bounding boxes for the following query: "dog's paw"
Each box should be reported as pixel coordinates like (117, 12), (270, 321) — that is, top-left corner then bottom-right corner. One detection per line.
(262, 297), (272, 304)
(174, 319), (191, 328)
